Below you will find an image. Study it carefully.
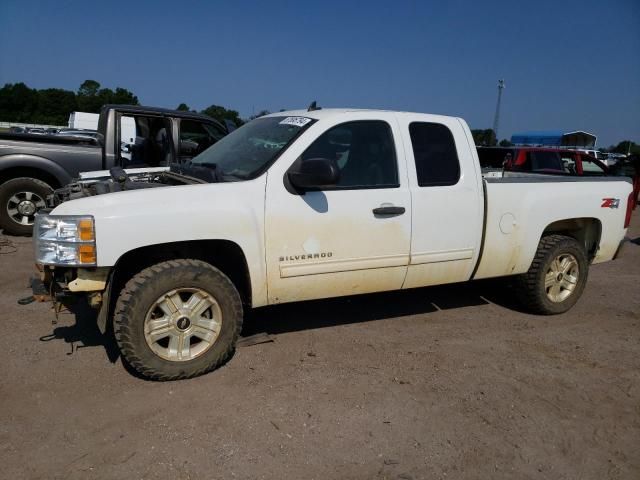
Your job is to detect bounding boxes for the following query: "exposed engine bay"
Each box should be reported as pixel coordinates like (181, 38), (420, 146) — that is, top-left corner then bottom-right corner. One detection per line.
(48, 163), (223, 207)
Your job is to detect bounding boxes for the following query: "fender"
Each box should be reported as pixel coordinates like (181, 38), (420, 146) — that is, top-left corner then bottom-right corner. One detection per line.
(0, 153), (73, 186)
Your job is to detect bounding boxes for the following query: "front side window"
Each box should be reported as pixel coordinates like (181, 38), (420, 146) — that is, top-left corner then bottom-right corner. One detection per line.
(297, 120), (398, 189)
(409, 122), (460, 186)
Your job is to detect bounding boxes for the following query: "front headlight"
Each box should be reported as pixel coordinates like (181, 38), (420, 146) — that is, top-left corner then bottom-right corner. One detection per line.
(34, 214), (97, 266)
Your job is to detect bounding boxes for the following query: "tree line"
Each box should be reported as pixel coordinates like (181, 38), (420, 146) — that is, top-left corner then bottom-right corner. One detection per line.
(0, 80), (254, 127)
(0, 81), (636, 153)
(0, 80), (138, 125)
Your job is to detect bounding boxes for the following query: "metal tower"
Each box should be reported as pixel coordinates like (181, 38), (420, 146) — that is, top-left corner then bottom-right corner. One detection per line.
(492, 79), (505, 144)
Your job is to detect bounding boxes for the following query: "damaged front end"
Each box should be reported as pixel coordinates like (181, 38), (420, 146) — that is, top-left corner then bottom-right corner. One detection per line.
(30, 211), (113, 331)
(31, 264), (111, 325)
(48, 165), (211, 207)
(48, 167), (172, 207)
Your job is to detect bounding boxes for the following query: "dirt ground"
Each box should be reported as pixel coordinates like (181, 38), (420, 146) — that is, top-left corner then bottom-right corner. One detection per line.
(0, 212), (639, 480)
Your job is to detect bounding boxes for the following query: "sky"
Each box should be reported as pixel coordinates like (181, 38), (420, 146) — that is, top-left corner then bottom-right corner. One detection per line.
(0, 0), (638, 146)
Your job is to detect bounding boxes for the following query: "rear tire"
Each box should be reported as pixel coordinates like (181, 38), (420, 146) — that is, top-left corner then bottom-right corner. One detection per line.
(113, 259), (243, 381)
(0, 177), (53, 236)
(514, 234), (588, 315)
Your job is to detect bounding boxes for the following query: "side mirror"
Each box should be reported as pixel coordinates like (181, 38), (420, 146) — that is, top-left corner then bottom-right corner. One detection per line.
(288, 157), (340, 191)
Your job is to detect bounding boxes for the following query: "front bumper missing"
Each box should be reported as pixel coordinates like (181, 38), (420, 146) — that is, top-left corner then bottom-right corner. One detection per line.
(26, 265), (110, 324)
(28, 273), (72, 324)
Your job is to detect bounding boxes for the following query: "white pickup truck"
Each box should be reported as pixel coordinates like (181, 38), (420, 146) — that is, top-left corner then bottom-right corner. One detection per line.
(33, 108), (634, 380)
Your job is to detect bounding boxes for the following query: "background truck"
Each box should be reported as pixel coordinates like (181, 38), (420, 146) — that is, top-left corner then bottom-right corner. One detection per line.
(477, 146), (610, 175)
(33, 108), (634, 381)
(67, 111), (100, 130)
(0, 105), (227, 235)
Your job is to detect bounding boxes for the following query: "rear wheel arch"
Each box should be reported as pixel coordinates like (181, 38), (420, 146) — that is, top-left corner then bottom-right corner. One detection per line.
(540, 217), (601, 261)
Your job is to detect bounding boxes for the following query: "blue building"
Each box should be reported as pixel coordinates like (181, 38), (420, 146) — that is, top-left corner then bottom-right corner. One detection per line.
(510, 130), (596, 148)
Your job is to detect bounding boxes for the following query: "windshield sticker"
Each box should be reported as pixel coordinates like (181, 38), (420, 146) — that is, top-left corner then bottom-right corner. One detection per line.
(279, 117), (313, 127)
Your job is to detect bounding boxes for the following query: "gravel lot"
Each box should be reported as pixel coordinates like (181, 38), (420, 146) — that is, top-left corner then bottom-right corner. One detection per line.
(1, 211), (639, 480)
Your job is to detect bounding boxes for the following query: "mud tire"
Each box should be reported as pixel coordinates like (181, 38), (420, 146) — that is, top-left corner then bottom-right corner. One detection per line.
(113, 259), (243, 381)
(514, 234), (588, 315)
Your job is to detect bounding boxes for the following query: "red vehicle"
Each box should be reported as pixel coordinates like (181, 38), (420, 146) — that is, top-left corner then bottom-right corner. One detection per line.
(477, 147), (609, 176)
(609, 154), (640, 210)
(478, 147), (639, 210)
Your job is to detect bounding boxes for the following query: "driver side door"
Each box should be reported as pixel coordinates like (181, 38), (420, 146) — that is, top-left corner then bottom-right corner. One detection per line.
(264, 114), (411, 304)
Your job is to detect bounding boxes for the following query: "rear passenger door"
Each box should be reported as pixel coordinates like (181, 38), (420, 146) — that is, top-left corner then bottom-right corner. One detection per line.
(397, 114), (484, 288)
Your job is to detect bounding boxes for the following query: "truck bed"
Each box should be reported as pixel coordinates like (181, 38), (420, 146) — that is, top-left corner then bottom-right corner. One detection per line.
(475, 173), (632, 280)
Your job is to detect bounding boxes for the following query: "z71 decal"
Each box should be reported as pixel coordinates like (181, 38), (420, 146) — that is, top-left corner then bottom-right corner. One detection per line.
(601, 198), (620, 209)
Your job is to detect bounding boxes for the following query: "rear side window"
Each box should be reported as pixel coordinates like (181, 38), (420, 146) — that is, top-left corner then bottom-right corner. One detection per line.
(409, 122), (460, 186)
(527, 151), (564, 171)
(581, 155), (606, 174)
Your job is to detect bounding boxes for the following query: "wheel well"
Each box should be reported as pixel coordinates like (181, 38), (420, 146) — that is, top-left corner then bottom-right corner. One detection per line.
(0, 167), (61, 189)
(111, 240), (252, 306)
(542, 218), (602, 260)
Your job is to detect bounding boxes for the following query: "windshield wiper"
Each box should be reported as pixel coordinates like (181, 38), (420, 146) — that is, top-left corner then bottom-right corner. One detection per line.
(170, 161), (224, 183)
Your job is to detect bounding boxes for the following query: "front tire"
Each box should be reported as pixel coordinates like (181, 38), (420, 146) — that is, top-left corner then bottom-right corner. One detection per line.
(0, 177), (52, 236)
(113, 259), (243, 380)
(514, 234), (589, 314)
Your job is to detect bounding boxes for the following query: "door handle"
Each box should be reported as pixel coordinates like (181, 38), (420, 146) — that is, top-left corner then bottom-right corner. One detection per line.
(372, 205), (405, 216)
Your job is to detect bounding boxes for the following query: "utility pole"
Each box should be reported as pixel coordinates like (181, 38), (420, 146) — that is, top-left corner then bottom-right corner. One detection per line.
(492, 79), (505, 145)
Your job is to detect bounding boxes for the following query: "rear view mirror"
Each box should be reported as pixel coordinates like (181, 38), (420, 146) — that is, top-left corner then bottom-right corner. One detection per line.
(288, 157), (340, 191)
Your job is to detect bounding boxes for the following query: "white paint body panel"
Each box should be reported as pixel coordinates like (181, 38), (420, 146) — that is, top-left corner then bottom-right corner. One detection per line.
(49, 108), (632, 309)
(52, 179), (270, 307)
(397, 113), (485, 289)
(265, 111), (411, 303)
(474, 178), (631, 278)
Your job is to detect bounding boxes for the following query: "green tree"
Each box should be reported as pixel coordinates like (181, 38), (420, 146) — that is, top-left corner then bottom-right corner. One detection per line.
(0, 83), (39, 122)
(499, 139), (513, 147)
(176, 103), (190, 111)
(35, 88), (77, 124)
(0, 80), (139, 125)
(77, 80), (138, 112)
(200, 104), (243, 127)
(110, 87), (139, 105)
(612, 140), (640, 155)
(471, 129), (497, 146)
(248, 109), (271, 120)
(78, 79), (100, 97)
(77, 80), (104, 112)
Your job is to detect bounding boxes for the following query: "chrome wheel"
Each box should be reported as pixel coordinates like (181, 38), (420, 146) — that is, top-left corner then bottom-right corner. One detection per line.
(144, 288), (222, 362)
(545, 253), (579, 303)
(6, 191), (46, 226)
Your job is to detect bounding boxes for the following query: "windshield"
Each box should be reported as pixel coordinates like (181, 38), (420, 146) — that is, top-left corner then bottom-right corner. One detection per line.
(190, 116), (315, 179)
